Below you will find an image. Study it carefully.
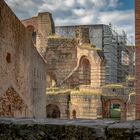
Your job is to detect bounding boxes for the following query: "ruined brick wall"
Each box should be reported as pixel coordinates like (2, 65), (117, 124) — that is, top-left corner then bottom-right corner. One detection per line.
(0, 88), (28, 117)
(46, 93), (70, 119)
(56, 25), (120, 84)
(46, 38), (78, 87)
(23, 12), (55, 56)
(0, 0), (46, 118)
(29, 43), (47, 118)
(23, 15), (105, 88)
(135, 0), (140, 119)
(127, 94), (135, 120)
(46, 38), (105, 88)
(22, 17), (38, 30)
(76, 47), (105, 88)
(46, 92), (101, 120)
(70, 94), (101, 119)
(102, 98), (127, 120)
(127, 46), (135, 76)
(102, 86), (135, 120)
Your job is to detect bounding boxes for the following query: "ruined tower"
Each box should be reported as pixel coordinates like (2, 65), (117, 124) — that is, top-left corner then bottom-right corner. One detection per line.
(22, 12), (55, 57)
(75, 27), (90, 45)
(36, 12), (55, 56)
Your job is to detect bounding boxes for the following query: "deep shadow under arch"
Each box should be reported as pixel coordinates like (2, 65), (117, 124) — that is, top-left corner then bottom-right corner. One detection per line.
(46, 104), (60, 118)
(79, 56), (91, 85)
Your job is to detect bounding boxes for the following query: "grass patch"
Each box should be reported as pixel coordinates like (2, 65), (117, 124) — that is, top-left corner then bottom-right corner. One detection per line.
(126, 75), (135, 81)
(46, 87), (103, 96)
(79, 43), (101, 51)
(71, 89), (101, 95)
(46, 87), (71, 95)
(102, 84), (124, 89)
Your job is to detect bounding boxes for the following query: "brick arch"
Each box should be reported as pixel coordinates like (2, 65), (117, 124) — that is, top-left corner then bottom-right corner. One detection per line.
(46, 104), (60, 118)
(79, 56), (91, 85)
(26, 25), (35, 31)
(102, 98), (126, 120)
(0, 87), (28, 117)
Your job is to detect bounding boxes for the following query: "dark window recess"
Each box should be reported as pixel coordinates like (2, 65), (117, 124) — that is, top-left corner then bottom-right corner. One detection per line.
(113, 104), (120, 109)
(0, 8), (1, 17)
(72, 110), (76, 119)
(32, 31), (36, 44)
(6, 53), (11, 63)
(112, 88), (116, 92)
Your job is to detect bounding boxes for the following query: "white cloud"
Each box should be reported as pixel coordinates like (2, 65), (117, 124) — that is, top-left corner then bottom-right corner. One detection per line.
(4, 0), (134, 44)
(98, 10), (134, 44)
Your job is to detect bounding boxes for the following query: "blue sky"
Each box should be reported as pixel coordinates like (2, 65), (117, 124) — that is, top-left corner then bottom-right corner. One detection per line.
(5, 0), (135, 44)
(118, 0), (134, 10)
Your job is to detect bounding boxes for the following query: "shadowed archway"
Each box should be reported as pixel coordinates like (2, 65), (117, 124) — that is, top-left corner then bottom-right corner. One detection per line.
(46, 104), (60, 118)
(79, 56), (91, 85)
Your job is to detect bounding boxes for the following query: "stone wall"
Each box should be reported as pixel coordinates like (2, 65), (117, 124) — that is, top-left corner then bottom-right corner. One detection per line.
(135, 0), (140, 119)
(70, 94), (102, 119)
(102, 85), (135, 120)
(56, 25), (128, 84)
(46, 93), (70, 119)
(23, 12), (55, 56)
(46, 37), (105, 88)
(46, 91), (102, 120)
(127, 45), (135, 76)
(30, 43), (47, 118)
(0, 0), (46, 118)
(23, 15), (105, 88)
(1, 118), (140, 139)
(46, 38), (78, 87)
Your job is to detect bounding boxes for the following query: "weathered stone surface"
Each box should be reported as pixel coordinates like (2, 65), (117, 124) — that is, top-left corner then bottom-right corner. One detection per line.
(0, 118), (116, 140)
(0, 0), (46, 118)
(23, 16), (106, 88)
(1, 119), (140, 140)
(135, 0), (140, 120)
(107, 121), (134, 140)
(55, 25), (134, 84)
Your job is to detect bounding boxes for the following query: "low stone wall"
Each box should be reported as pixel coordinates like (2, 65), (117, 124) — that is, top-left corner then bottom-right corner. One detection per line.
(0, 118), (140, 140)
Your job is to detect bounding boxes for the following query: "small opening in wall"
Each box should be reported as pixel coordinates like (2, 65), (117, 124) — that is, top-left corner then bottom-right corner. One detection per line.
(0, 8), (1, 17)
(72, 110), (77, 119)
(112, 88), (115, 92)
(6, 53), (11, 63)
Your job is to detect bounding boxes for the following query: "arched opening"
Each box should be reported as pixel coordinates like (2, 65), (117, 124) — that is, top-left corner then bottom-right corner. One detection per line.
(26, 25), (36, 44)
(72, 110), (76, 119)
(6, 53), (11, 63)
(79, 56), (91, 85)
(46, 104), (60, 118)
(102, 99), (126, 120)
(47, 73), (57, 88)
(110, 104), (121, 119)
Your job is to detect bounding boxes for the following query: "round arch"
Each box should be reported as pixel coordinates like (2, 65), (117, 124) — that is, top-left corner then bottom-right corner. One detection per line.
(46, 104), (60, 118)
(26, 25), (37, 44)
(102, 98), (126, 120)
(79, 56), (91, 85)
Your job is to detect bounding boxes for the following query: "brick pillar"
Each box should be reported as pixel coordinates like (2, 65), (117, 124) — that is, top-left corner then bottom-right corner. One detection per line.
(135, 0), (140, 119)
